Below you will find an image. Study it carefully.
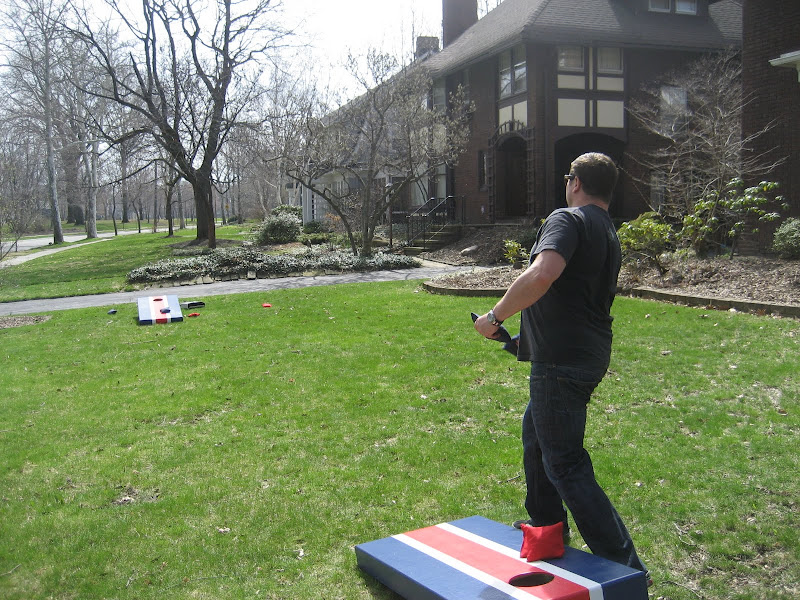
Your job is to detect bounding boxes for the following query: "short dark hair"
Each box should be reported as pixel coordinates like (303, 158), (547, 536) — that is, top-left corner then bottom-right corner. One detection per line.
(570, 153), (618, 202)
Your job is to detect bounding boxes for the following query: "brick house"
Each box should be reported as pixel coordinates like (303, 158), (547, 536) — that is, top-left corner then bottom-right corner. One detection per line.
(741, 0), (800, 249)
(421, 0), (742, 224)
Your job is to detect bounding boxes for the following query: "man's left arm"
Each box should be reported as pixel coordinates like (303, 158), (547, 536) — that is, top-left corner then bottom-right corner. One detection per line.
(474, 249), (566, 339)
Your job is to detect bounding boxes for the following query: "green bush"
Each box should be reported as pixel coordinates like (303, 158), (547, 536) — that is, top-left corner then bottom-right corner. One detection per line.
(772, 217), (800, 259)
(679, 179), (785, 256)
(617, 212), (673, 272)
(271, 204), (303, 219)
(303, 220), (328, 234)
(299, 232), (335, 246)
(502, 239), (528, 265)
(253, 212), (302, 245)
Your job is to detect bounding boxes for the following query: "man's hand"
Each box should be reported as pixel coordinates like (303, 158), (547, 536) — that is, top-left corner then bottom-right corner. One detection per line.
(474, 313), (502, 340)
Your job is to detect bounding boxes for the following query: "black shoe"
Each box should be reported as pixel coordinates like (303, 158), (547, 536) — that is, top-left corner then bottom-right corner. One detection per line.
(512, 518), (531, 529)
(512, 519), (571, 544)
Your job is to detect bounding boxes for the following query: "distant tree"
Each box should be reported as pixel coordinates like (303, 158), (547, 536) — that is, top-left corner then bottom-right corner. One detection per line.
(0, 126), (46, 261)
(72, 0), (289, 248)
(286, 50), (472, 256)
(254, 68), (316, 215)
(1, 0), (71, 245)
(57, 37), (110, 238)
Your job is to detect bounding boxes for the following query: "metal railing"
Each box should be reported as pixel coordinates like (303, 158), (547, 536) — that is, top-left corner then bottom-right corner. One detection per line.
(406, 196), (458, 250)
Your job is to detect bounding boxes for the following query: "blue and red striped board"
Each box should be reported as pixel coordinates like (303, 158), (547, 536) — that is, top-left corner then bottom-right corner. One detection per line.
(137, 295), (183, 325)
(355, 516), (648, 600)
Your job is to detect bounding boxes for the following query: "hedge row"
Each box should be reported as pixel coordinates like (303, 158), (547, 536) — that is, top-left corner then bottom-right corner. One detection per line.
(127, 246), (420, 284)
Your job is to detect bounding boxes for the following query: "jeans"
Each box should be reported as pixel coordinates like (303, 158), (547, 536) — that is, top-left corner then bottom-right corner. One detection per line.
(522, 362), (647, 573)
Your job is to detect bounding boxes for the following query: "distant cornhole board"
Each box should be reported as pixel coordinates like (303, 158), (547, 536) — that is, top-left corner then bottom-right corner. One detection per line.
(355, 516), (648, 600)
(137, 295), (183, 325)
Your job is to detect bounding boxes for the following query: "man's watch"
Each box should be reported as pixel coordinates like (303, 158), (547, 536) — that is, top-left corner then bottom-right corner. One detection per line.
(487, 309), (503, 327)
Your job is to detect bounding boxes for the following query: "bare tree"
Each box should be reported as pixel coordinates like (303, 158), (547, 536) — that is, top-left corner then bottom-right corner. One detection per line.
(0, 124), (47, 260)
(286, 50), (472, 256)
(240, 66), (317, 219)
(1, 0), (71, 244)
(478, 0), (504, 18)
(72, 0), (289, 249)
(626, 49), (784, 230)
(56, 37), (112, 239)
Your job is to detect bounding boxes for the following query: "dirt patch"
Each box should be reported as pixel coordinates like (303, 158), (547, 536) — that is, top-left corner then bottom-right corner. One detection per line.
(0, 315), (51, 329)
(617, 255), (800, 307)
(419, 225), (533, 266)
(424, 227), (800, 307)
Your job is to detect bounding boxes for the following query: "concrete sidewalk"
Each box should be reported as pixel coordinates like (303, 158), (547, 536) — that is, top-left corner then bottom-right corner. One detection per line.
(0, 262), (470, 316)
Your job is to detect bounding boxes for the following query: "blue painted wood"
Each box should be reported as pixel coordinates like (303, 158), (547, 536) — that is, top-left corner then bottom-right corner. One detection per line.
(355, 516), (648, 600)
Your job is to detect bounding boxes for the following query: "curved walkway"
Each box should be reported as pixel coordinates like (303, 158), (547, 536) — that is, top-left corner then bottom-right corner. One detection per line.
(1, 239), (109, 268)
(0, 261), (468, 317)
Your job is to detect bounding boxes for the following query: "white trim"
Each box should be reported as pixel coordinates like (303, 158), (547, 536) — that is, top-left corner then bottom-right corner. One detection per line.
(769, 50), (800, 83)
(393, 533), (541, 600)
(648, 0), (671, 13)
(437, 523), (605, 599)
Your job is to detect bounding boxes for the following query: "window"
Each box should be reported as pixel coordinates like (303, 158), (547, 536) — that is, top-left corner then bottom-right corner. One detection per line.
(513, 49), (527, 95)
(649, 0), (670, 12)
(499, 52), (512, 98)
(433, 164), (447, 200)
(499, 45), (527, 99)
(597, 47), (623, 74)
(660, 85), (687, 113)
(432, 80), (446, 110)
(478, 150), (486, 189)
(649, 0), (696, 14)
(557, 46), (584, 71)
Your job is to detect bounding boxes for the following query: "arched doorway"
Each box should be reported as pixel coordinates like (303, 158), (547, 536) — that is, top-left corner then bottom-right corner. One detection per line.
(495, 135), (528, 219)
(554, 133), (624, 216)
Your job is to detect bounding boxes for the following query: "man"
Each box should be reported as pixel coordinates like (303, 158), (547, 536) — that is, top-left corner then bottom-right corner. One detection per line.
(474, 152), (649, 581)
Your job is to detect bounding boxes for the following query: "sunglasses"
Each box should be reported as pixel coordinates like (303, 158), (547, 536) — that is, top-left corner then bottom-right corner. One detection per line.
(563, 174), (576, 184)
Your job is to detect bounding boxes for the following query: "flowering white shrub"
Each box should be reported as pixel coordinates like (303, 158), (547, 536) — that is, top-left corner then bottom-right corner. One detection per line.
(127, 247), (419, 284)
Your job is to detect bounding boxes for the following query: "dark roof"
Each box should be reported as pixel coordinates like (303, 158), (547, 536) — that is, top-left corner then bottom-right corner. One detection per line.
(424, 0), (742, 77)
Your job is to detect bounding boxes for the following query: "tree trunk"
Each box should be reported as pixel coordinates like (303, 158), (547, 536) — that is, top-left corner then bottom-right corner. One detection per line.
(165, 180), (175, 237)
(44, 80), (63, 243)
(177, 181), (186, 229)
(193, 177), (216, 248)
(152, 162), (159, 234)
(63, 146), (83, 226)
(120, 144), (130, 224)
(84, 139), (99, 238)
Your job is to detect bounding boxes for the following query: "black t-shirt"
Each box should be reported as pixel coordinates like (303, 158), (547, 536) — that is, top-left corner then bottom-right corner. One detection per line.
(517, 205), (621, 370)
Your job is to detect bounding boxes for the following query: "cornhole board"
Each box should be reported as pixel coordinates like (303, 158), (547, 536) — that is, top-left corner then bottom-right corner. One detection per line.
(137, 295), (183, 325)
(355, 516), (648, 600)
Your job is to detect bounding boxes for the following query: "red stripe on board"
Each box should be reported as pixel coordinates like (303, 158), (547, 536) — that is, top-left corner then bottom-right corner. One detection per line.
(403, 525), (590, 600)
(151, 296), (168, 324)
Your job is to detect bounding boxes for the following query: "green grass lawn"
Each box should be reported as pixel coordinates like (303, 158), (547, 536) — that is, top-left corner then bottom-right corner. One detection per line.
(1, 281), (798, 599)
(0, 226), (253, 302)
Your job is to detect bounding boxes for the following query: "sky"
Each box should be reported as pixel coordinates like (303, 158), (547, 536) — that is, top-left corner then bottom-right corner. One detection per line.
(281, 0), (444, 71)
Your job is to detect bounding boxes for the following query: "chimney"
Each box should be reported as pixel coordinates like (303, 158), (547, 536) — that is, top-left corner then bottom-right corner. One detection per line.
(415, 36), (440, 59)
(442, 0), (478, 47)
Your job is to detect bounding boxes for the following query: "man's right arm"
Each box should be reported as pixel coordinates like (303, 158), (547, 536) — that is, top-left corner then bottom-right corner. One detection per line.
(474, 249), (566, 339)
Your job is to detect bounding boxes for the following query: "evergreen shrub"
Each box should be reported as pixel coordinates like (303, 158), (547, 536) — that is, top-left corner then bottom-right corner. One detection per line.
(253, 212), (302, 245)
(772, 218), (800, 259)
